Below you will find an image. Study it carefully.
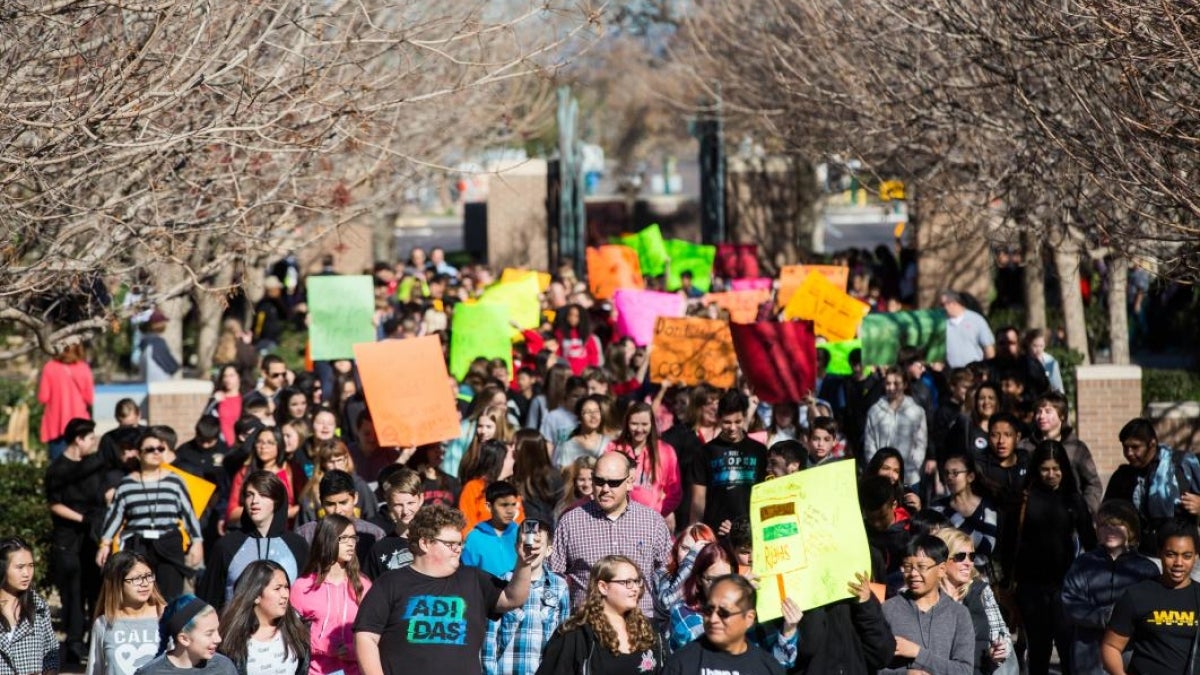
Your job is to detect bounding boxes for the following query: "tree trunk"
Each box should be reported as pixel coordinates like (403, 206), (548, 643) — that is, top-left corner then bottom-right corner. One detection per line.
(1108, 255), (1131, 364)
(1053, 237), (1091, 364)
(155, 262), (191, 378)
(1021, 230), (1046, 330)
(194, 266), (235, 373)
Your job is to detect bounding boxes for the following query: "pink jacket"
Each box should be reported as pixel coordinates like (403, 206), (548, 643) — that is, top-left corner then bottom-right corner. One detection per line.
(38, 359), (94, 442)
(604, 439), (682, 516)
(290, 573), (372, 675)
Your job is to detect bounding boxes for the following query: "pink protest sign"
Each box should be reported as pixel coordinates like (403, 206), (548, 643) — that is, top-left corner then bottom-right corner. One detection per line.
(613, 289), (686, 346)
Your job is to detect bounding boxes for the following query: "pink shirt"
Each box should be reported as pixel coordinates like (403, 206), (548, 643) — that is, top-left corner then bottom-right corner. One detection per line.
(290, 573), (372, 675)
(604, 439), (682, 516)
(38, 359), (94, 442)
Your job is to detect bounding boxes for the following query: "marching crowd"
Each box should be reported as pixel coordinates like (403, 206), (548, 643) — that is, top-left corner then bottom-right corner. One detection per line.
(5, 248), (1200, 675)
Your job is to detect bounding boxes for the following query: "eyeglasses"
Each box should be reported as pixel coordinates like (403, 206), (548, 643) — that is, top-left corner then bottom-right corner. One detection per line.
(944, 469), (968, 478)
(140, 445), (166, 454)
(337, 534), (359, 543)
(431, 537), (463, 552)
(900, 563), (940, 575)
(950, 551), (977, 564)
(700, 604), (749, 620)
(593, 476), (628, 489)
(606, 578), (643, 590)
(124, 574), (156, 586)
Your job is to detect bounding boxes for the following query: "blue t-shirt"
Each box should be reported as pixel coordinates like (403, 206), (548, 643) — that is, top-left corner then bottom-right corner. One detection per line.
(461, 520), (519, 578)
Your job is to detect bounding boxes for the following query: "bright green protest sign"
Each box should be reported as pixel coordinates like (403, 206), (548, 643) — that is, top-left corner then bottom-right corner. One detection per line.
(859, 309), (947, 366)
(480, 274), (541, 331)
(664, 239), (716, 292)
(750, 460), (871, 618)
(307, 275), (376, 361)
(618, 224), (670, 277)
(819, 339), (861, 376)
(450, 302), (512, 380)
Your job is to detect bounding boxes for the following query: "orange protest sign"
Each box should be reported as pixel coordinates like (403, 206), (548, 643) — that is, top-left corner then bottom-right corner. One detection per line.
(586, 245), (644, 300)
(783, 271), (870, 342)
(353, 336), (462, 448)
(704, 290), (772, 324)
(777, 264), (849, 307)
(649, 317), (738, 389)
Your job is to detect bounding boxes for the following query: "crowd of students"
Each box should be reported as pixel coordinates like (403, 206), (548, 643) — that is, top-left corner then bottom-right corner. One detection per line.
(5, 249), (1200, 675)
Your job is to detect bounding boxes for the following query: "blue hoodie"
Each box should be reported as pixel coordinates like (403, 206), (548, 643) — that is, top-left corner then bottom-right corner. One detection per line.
(461, 520), (518, 578)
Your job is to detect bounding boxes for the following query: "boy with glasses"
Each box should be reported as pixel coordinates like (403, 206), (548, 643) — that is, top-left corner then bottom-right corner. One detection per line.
(879, 535), (974, 674)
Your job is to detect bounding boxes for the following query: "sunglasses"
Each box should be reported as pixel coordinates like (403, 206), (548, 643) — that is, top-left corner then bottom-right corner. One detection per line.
(950, 551), (977, 563)
(593, 476), (628, 489)
(141, 445), (166, 454)
(701, 604), (749, 620)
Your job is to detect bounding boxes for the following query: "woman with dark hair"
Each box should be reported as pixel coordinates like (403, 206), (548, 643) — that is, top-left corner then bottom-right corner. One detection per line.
(273, 388), (310, 429)
(88, 551), (166, 675)
(137, 595), (235, 675)
(552, 395), (613, 468)
(405, 444), (461, 508)
(510, 430), (565, 526)
(553, 304), (602, 376)
(458, 439), (519, 535)
(297, 440), (376, 526)
(664, 543), (800, 666)
(537, 555), (664, 675)
(865, 448), (921, 518)
(605, 402), (682, 523)
(526, 363), (573, 434)
(946, 382), (1003, 458)
(932, 453), (1002, 575)
(218, 561), (309, 675)
(98, 429), (204, 602)
(227, 427), (305, 524)
(208, 365), (244, 447)
(290, 515), (370, 675)
(1002, 441), (1095, 675)
(0, 537), (58, 675)
(685, 384), (721, 445)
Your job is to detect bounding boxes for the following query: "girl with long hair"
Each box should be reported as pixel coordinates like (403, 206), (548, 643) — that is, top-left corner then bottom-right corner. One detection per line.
(281, 420), (312, 474)
(865, 448), (922, 519)
(947, 382), (1003, 457)
(227, 427), (305, 523)
(553, 304), (602, 376)
(405, 443), (461, 508)
(87, 551), (167, 675)
(0, 537), (57, 675)
(297, 440), (376, 525)
(138, 596), (234, 675)
(932, 453), (1002, 575)
(552, 395), (613, 468)
(456, 406), (514, 484)
(537, 555), (664, 675)
(605, 402), (681, 522)
(274, 388), (310, 429)
(510, 430), (565, 526)
(527, 363), (574, 434)
(555, 456), (596, 518)
(652, 524), (715, 625)
(218, 561), (309, 675)
(458, 439), (520, 535)
(290, 515), (371, 675)
(685, 384), (720, 445)
(208, 365), (244, 447)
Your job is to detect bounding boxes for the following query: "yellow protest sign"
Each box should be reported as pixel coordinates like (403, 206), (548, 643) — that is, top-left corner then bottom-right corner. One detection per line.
(751, 461), (871, 618)
(777, 264), (849, 308)
(782, 271), (870, 342)
(500, 268), (552, 292)
(648, 317), (737, 389)
(703, 290), (771, 324)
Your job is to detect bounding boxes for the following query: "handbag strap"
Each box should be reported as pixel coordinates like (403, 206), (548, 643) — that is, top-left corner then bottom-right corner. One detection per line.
(1187, 584), (1200, 675)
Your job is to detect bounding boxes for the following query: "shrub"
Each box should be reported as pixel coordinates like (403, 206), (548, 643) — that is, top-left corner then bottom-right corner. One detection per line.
(0, 462), (53, 592)
(1143, 368), (1200, 405)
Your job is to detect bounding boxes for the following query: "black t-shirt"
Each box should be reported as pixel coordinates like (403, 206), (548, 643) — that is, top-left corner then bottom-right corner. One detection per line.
(353, 564), (504, 675)
(664, 638), (783, 675)
(689, 435), (768, 528)
(364, 536), (413, 580)
(1109, 578), (1200, 674)
(44, 452), (108, 540)
(592, 645), (661, 675)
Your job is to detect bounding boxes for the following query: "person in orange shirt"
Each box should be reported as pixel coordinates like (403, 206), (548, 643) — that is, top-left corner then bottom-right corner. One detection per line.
(458, 439), (522, 535)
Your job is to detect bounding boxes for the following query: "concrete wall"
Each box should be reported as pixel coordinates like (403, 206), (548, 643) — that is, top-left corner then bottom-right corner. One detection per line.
(1075, 365), (1143, 484)
(1148, 401), (1200, 454)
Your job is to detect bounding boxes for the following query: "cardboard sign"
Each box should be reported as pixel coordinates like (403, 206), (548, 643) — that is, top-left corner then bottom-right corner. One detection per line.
(449, 302), (512, 380)
(500, 268), (551, 292)
(586, 245), (644, 300)
(730, 321), (817, 404)
(648, 317), (737, 389)
(617, 224), (670, 277)
(307, 275), (377, 360)
(730, 277), (773, 292)
(777, 264), (849, 307)
(354, 337), (462, 448)
(751, 461), (871, 618)
(704, 290), (772, 324)
(613, 289), (686, 347)
(480, 274), (541, 330)
(860, 309), (948, 366)
(664, 239), (716, 293)
(782, 272), (871, 342)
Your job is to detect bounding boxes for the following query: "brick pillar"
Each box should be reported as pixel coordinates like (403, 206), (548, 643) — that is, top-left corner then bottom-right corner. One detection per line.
(486, 159), (549, 271)
(1075, 365), (1143, 486)
(146, 379), (214, 439)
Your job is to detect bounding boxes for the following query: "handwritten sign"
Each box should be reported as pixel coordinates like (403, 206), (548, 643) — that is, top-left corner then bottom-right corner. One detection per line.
(480, 274), (541, 330)
(613, 289), (686, 347)
(751, 461), (871, 618)
(307, 275), (377, 360)
(586, 245), (644, 300)
(782, 271), (870, 342)
(648, 317), (737, 389)
(449, 302), (512, 380)
(354, 337), (462, 448)
(777, 264), (849, 307)
(703, 290), (771, 324)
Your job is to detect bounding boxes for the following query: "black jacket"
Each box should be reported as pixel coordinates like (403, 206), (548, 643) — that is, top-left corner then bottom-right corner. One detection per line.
(791, 596), (894, 675)
(537, 623), (665, 675)
(197, 498), (309, 610)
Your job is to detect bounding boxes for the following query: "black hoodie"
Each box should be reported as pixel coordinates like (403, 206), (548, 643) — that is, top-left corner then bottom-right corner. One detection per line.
(197, 495), (308, 610)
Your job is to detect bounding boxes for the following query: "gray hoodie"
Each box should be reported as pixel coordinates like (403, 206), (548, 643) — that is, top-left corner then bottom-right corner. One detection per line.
(880, 591), (975, 675)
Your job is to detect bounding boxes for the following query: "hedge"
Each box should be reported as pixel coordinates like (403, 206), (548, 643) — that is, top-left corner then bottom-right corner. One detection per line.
(0, 462), (53, 591)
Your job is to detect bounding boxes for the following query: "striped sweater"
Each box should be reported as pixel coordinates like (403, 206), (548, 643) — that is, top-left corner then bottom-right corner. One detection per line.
(100, 472), (202, 543)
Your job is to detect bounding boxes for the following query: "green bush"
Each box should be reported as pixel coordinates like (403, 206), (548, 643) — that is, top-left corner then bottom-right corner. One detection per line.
(0, 462), (53, 591)
(1143, 368), (1200, 405)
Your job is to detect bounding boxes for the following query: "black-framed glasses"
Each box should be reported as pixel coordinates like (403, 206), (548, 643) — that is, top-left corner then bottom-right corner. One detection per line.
(593, 476), (628, 489)
(431, 537), (463, 552)
(950, 551), (977, 564)
(337, 534), (360, 543)
(140, 445), (166, 454)
(900, 563), (940, 575)
(606, 578), (643, 589)
(701, 604), (749, 620)
(124, 573), (156, 586)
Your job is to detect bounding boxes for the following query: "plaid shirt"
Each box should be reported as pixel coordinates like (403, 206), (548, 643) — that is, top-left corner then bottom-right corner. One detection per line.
(0, 593), (58, 675)
(548, 500), (673, 617)
(481, 570), (570, 675)
(863, 396), (927, 485)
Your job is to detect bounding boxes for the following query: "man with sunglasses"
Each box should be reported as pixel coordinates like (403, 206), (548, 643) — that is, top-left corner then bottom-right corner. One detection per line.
(664, 575), (784, 675)
(354, 504), (542, 675)
(549, 451), (673, 619)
